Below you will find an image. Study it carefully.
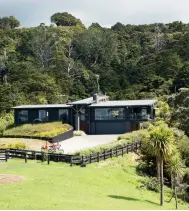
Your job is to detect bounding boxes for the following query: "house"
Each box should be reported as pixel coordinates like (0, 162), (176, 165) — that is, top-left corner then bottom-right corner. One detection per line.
(13, 94), (157, 135)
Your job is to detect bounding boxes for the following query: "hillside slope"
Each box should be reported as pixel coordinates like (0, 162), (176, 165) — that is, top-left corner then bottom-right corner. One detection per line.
(0, 154), (188, 209)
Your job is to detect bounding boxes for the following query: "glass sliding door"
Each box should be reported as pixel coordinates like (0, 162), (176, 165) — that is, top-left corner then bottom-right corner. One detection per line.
(38, 110), (48, 122)
(18, 110), (28, 123)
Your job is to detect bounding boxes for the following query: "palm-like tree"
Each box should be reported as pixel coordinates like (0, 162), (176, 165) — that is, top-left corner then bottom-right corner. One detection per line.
(167, 152), (185, 209)
(147, 126), (175, 206)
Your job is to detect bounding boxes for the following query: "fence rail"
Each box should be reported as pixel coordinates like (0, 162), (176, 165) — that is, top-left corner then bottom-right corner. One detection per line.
(0, 141), (142, 166)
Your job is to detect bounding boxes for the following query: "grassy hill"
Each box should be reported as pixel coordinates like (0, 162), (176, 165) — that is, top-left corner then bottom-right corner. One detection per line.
(0, 154), (188, 210)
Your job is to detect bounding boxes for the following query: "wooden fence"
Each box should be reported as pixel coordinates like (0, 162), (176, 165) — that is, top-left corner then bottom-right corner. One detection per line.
(0, 141), (141, 166)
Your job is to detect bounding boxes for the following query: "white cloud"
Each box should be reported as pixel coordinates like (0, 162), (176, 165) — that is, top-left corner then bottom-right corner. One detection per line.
(0, 0), (189, 27)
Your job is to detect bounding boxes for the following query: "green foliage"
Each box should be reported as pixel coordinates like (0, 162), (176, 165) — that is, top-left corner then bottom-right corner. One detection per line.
(0, 113), (14, 134)
(3, 122), (71, 138)
(170, 88), (189, 135)
(0, 16), (20, 29)
(73, 130), (86, 136)
(147, 125), (175, 159)
(7, 142), (27, 149)
(166, 152), (185, 179)
(156, 101), (171, 121)
(140, 177), (160, 193)
(51, 12), (83, 27)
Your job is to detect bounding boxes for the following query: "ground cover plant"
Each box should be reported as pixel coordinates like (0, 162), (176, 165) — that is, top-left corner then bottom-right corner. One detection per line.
(0, 154), (188, 210)
(3, 122), (71, 138)
(0, 138), (50, 150)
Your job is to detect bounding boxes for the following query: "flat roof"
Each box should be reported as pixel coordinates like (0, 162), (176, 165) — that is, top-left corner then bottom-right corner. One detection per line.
(89, 100), (157, 107)
(13, 104), (72, 109)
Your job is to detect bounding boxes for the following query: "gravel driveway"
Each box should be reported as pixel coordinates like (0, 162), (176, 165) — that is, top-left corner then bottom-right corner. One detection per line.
(59, 135), (119, 154)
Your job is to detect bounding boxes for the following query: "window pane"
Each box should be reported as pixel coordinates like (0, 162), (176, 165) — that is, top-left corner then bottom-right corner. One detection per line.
(59, 109), (69, 122)
(80, 109), (85, 121)
(95, 108), (125, 120)
(39, 110), (48, 122)
(18, 110), (28, 123)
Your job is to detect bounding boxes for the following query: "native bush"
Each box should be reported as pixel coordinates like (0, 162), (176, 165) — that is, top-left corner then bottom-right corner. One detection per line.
(0, 113), (14, 135)
(7, 142), (27, 149)
(140, 177), (160, 192)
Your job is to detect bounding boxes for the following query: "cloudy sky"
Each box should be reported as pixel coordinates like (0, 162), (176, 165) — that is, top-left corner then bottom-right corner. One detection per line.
(0, 0), (189, 27)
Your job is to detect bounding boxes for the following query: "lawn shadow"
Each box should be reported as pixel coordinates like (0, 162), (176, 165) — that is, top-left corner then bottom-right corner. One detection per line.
(144, 200), (159, 206)
(108, 195), (159, 206)
(108, 195), (140, 201)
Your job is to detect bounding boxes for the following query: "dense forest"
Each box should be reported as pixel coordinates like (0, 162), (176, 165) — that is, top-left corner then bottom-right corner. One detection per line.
(1, 13), (189, 112)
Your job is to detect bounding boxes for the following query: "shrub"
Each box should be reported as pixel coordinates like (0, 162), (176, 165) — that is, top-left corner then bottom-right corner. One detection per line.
(140, 177), (160, 192)
(7, 142), (27, 149)
(73, 130), (86, 136)
(0, 113), (14, 135)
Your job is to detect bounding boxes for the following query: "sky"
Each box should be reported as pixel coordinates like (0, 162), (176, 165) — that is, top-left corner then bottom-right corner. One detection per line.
(0, 0), (189, 28)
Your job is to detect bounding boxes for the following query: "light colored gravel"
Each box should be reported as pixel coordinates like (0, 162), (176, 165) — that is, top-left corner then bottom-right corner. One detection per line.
(59, 135), (119, 154)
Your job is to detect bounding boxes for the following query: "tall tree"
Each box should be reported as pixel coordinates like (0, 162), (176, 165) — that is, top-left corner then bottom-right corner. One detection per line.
(51, 12), (83, 27)
(167, 153), (185, 209)
(147, 126), (175, 206)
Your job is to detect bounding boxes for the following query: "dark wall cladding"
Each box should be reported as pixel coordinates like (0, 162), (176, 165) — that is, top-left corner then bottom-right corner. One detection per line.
(15, 107), (71, 124)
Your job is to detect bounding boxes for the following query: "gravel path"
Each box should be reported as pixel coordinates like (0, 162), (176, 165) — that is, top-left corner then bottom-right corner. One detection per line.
(59, 135), (119, 154)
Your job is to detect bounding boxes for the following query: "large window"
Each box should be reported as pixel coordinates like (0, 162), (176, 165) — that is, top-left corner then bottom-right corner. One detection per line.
(39, 110), (48, 122)
(18, 110), (28, 123)
(80, 108), (86, 121)
(59, 109), (69, 123)
(95, 108), (125, 120)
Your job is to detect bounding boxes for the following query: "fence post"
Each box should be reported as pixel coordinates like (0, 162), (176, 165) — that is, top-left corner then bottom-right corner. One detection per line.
(90, 154), (92, 163)
(97, 152), (100, 162)
(25, 152), (27, 163)
(70, 156), (73, 167)
(122, 147), (124, 157)
(82, 155), (84, 164)
(34, 151), (36, 160)
(116, 148), (118, 157)
(48, 154), (50, 165)
(111, 149), (113, 158)
(104, 150), (106, 160)
(131, 143), (134, 152)
(5, 150), (8, 162)
(127, 145), (129, 154)
(42, 152), (45, 162)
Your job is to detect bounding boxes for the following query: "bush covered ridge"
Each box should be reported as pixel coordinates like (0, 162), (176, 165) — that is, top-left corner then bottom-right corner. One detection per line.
(3, 122), (71, 138)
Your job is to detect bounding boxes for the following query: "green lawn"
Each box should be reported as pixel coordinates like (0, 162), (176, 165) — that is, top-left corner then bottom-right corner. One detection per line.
(0, 154), (188, 210)
(3, 122), (71, 138)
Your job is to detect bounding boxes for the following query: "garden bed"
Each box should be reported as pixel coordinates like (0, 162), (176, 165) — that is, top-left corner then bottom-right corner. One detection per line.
(2, 122), (71, 139)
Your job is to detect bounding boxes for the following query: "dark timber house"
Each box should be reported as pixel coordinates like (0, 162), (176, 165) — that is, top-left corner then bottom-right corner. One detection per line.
(13, 94), (157, 135)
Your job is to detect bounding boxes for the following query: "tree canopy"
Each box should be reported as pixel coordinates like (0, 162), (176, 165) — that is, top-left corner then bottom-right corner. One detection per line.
(51, 12), (83, 27)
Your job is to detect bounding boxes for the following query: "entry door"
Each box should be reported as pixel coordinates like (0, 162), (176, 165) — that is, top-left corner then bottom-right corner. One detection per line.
(80, 108), (89, 134)
(80, 122), (89, 134)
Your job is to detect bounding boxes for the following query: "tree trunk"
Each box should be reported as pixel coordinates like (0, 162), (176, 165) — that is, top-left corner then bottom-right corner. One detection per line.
(156, 156), (161, 180)
(171, 173), (174, 190)
(160, 157), (164, 206)
(174, 177), (178, 210)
